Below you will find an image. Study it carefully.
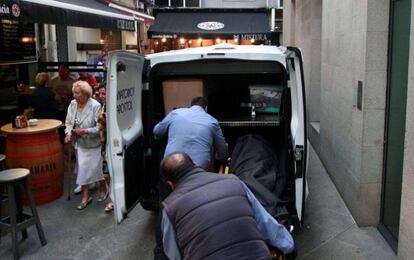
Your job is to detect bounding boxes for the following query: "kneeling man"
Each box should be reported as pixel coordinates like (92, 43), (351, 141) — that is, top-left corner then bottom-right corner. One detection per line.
(160, 152), (294, 260)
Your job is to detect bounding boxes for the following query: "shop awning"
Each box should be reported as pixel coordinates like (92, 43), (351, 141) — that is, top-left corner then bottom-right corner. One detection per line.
(148, 9), (271, 40)
(107, 2), (155, 25)
(0, 0), (136, 31)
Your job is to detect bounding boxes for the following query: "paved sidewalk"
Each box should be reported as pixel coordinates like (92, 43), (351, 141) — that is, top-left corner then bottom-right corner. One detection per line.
(0, 145), (396, 259)
(0, 185), (157, 259)
(294, 145), (396, 260)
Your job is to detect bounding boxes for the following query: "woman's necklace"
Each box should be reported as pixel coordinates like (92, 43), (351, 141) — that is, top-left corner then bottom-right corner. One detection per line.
(78, 103), (86, 112)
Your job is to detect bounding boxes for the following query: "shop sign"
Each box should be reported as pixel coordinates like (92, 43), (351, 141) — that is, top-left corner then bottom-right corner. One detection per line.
(197, 21), (225, 31)
(233, 34), (269, 41)
(0, 0), (20, 20)
(151, 34), (177, 39)
(117, 19), (135, 31)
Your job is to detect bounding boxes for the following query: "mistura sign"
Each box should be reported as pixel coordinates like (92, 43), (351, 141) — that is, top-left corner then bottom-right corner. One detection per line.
(233, 34), (269, 41)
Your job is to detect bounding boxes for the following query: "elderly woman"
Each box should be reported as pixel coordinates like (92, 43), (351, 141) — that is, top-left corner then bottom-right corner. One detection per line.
(64, 81), (108, 210)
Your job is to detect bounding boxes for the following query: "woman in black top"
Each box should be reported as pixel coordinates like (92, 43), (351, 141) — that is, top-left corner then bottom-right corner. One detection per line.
(31, 72), (57, 119)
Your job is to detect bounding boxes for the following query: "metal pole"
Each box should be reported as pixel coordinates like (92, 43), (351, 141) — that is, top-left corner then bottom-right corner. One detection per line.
(66, 145), (72, 200)
(49, 25), (58, 62)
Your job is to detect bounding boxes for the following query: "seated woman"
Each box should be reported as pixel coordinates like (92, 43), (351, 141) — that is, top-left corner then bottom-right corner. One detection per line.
(31, 72), (57, 119)
(64, 80), (107, 210)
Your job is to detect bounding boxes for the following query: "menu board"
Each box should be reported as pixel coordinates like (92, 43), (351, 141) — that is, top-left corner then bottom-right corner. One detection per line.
(0, 20), (36, 64)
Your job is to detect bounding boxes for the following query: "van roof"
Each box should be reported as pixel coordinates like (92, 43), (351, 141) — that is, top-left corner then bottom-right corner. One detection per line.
(147, 44), (288, 67)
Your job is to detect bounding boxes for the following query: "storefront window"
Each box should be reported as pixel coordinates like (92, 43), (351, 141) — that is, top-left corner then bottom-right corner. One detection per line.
(101, 29), (122, 51)
(171, 0), (183, 7)
(155, 0), (200, 7)
(186, 0), (200, 7)
(155, 0), (169, 7)
(0, 64), (30, 106)
(0, 65), (19, 86)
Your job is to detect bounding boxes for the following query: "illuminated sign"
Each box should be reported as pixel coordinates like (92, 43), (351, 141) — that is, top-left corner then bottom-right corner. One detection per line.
(197, 21), (225, 31)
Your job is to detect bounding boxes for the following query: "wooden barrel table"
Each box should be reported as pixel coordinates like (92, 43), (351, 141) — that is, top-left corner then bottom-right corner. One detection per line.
(1, 119), (63, 204)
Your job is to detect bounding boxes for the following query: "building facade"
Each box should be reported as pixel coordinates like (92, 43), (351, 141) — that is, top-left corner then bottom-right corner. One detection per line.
(65, 0), (154, 63)
(283, 0), (413, 257)
(149, 0), (283, 51)
(0, 0), (153, 127)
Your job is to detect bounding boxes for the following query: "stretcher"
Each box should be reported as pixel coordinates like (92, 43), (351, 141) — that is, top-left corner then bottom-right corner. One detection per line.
(218, 157), (297, 260)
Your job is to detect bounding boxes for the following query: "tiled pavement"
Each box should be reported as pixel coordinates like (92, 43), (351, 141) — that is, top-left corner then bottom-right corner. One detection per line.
(0, 145), (396, 259)
(0, 180), (157, 259)
(294, 145), (396, 260)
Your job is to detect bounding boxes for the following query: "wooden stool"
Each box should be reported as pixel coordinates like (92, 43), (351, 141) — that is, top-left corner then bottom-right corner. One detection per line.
(0, 168), (47, 259)
(0, 154), (5, 170)
(0, 154), (6, 204)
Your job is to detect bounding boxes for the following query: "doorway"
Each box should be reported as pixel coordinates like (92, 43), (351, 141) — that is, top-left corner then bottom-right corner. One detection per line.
(379, 0), (412, 252)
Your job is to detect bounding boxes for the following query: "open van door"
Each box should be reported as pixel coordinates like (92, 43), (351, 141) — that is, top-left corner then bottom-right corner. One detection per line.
(286, 47), (309, 224)
(106, 51), (147, 223)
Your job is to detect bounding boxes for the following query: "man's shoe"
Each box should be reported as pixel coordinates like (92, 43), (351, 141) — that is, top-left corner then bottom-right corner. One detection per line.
(73, 185), (82, 195)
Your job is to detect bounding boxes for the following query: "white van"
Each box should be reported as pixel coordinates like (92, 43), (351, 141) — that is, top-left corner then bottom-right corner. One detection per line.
(106, 44), (308, 226)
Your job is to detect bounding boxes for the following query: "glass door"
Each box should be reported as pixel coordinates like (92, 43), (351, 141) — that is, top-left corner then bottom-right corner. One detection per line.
(380, 0), (412, 252)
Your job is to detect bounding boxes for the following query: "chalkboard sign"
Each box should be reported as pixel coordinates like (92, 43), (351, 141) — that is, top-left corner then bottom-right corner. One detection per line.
(0, 20), (36, 64)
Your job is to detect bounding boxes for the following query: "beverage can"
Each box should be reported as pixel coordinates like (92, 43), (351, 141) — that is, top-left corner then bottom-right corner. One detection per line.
(15, 117), (23, 128)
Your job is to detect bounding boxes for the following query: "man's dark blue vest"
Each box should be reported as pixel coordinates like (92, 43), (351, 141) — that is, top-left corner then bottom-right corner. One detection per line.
(162, 168), (271, 260)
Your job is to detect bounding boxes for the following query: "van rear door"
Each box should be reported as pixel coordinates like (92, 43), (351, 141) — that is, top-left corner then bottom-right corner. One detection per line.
(106, 51), (147, 223)
(286, 47), (308, 224)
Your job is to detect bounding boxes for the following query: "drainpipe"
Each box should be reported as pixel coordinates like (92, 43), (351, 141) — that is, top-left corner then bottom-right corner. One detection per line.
(48, 24), (58, 62)
(34, 23), (40, 60)
(43, 24), (49, 61)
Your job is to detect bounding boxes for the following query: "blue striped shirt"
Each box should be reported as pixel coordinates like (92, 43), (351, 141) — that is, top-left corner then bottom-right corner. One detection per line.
(153, 105), (228, 168)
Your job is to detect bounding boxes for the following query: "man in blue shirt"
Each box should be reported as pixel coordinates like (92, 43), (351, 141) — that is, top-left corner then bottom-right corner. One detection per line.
(153, 96), (228, 169)
(153, 97), (229, 259)
(160, 152), (295, 260)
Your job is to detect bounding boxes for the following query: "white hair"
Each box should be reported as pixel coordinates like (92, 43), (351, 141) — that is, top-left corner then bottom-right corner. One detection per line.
(72, 80), (93, 97)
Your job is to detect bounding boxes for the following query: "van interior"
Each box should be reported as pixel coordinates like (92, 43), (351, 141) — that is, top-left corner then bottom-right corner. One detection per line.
(142, 59), (299, 225)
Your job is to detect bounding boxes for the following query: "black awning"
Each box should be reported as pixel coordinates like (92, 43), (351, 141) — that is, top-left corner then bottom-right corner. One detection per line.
(0, 0), (135, 31)
(148, 9), (271, 40)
